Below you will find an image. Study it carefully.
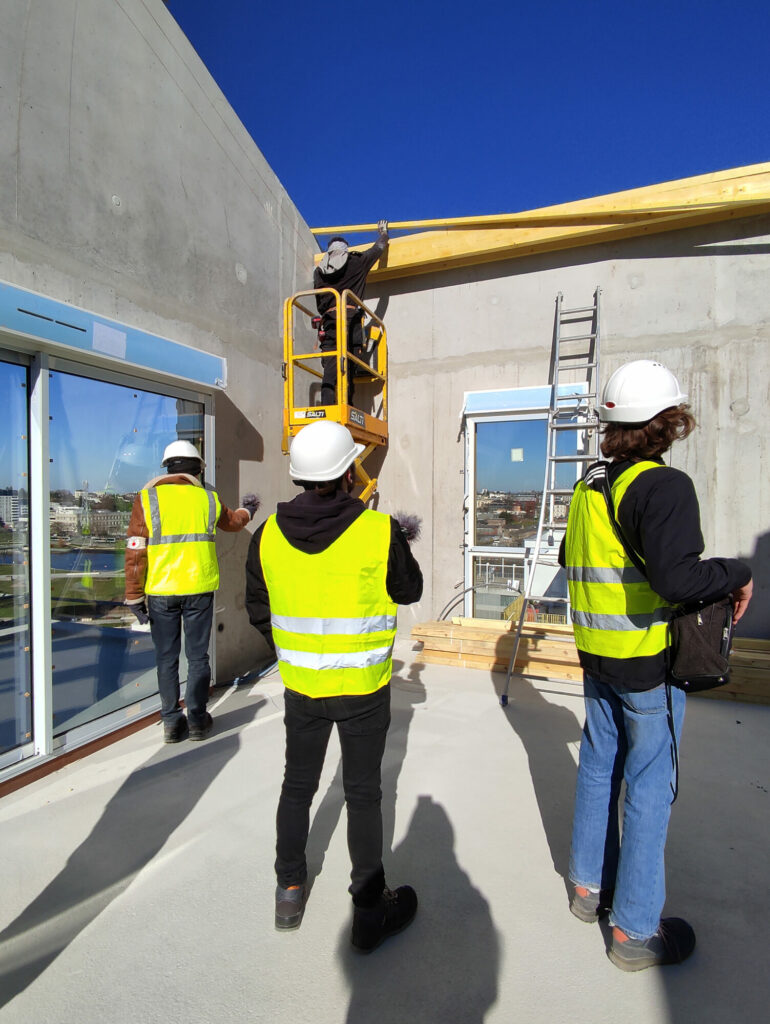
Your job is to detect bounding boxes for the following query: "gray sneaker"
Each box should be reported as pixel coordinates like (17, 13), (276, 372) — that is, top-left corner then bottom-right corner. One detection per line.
(609, 917), (696, 972)
(275, 884), (306, 930)
(570, 886), (613, 923)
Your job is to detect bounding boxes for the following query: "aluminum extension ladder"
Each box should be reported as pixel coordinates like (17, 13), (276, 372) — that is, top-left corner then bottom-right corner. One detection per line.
(499, 287), (602, 706)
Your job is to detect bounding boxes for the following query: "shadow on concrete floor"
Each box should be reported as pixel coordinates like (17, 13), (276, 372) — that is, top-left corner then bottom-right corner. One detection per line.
(492, 671), (583, 900)
(340, 794), (500, 1024)
(0, 699), (264, 1008)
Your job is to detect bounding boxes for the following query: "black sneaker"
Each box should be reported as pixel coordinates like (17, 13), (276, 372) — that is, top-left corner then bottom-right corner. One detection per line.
(163, 716), (189, 744)
(609, 917), (696, 972)
(188, 712), (213, 742)
(275, 884), (306, 930)
(351, 886), (418, 953)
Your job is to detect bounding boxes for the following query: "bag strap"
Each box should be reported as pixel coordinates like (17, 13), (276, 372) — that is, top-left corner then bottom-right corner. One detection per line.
(585, 461), (647, 577)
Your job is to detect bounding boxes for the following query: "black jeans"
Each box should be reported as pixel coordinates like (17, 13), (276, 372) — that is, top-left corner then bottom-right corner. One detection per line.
(276, 685), (390, 906)
(320, 316), (365, 406)
(147, 592), (213, 724)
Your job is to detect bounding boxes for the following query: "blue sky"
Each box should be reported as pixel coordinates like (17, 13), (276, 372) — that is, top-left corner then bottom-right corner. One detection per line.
(168, 0), (769, 236)
(475, 419), (578, 492)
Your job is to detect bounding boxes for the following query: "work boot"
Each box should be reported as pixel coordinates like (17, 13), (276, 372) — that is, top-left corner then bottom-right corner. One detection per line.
(570, 885), (613, 923)
(351, 886), (418, 954)
(188, 712), (213, 742)
(163, 715), (188, 744)
(608, 918), (696, 972)
(275, 884), (306, 930)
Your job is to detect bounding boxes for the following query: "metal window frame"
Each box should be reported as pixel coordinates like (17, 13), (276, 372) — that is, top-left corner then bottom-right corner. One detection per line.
(462, 384), (586, 619)
(0, 335), (216, 784)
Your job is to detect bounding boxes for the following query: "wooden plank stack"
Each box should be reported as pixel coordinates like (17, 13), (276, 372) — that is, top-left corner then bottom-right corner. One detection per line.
(411, 617), (583, 684)
(410, 619), (770, 705)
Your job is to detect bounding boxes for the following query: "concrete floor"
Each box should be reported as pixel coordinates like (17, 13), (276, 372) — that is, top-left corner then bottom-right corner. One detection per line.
(0, 637), (767, 1024)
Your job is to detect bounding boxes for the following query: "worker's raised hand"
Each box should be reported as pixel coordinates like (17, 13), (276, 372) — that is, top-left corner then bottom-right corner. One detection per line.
(241, 493), (261, 520)
(377, 219), (389, 239)
(129, 600), (150, 626)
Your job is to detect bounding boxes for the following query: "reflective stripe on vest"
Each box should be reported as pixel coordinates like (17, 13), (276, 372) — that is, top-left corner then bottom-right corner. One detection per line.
(259, 510), (397, 698)
(141, 484), (221, 596)
(564, 461), (671, 659)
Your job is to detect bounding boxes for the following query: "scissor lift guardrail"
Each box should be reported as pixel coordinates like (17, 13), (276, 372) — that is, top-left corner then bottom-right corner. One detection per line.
(282, 288), (388, 502)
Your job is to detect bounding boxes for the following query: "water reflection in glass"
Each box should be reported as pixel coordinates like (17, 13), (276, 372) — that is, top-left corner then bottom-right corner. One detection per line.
(0, 361), (32, 755)
(49, 372), (204, 735)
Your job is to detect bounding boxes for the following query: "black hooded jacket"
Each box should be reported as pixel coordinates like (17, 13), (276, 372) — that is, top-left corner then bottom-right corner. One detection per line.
(313, 237), (387, 320)
(245, 489), (423, 653)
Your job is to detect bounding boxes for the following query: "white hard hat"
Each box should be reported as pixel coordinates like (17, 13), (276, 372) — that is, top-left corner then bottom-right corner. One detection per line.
(289, 421), (364, 481)
(599, 360), (688, 424)
(161, 439), (205, 467)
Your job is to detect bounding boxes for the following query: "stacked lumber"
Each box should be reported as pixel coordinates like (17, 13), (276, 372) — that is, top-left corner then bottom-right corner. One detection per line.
(700, 636), (770, 704)
(411, 617), (583, 683)
(411, 619), (770, 705)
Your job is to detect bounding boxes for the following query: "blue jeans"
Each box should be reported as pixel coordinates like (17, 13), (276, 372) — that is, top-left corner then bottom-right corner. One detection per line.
(569, 672), (685, 940)
(276, 685), (390, 906)
(147, 592), (214, 725)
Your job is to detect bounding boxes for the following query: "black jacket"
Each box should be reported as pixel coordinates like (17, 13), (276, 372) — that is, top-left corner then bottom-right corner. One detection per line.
(313, 238), (387, 320)
(245, 489), (423, 653)
(561, 458), (751, 689)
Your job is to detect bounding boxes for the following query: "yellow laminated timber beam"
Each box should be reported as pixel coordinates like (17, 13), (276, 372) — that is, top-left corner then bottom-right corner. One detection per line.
(314, 163), (770, 282)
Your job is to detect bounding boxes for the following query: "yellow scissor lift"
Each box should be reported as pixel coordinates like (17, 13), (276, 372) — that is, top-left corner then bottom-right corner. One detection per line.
(282, 288), (388, 502)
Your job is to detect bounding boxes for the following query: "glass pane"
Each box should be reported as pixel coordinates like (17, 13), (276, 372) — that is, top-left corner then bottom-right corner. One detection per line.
(471, 555), (524, 620)
(474, 418), (579, 548)
(0, 361), (32, 754)
(49, 372), (204, 735)
(474, 419), (547, 548)
(470, 554), (569, 623)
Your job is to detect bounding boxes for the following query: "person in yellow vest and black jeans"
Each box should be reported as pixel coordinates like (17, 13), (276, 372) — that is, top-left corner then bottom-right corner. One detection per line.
(125, 440), (259, 743)
(245, 420), (423, 951)
(561, 361), (752, 972)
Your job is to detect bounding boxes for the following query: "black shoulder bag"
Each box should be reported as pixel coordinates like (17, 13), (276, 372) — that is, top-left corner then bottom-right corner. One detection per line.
(590, 462), (734, 694)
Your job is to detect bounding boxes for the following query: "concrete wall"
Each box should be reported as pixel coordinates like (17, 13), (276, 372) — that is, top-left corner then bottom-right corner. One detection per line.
(369, 216), (770, 639)
(0, 0), (317, 679)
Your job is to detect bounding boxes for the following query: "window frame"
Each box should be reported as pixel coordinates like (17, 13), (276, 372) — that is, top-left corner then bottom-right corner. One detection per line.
(0, 336), (215, 780)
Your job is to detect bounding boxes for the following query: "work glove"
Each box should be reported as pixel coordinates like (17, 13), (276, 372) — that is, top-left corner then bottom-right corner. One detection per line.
(394, 512), (422, 544)
(129, 601), (149, 626)
(377, 219), (389, 240)
(241, 493), (261, 520)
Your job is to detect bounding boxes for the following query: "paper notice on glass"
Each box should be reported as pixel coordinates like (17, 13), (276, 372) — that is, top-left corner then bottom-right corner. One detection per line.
(93, 322), (127, 359)
(510, 448), (523, 462)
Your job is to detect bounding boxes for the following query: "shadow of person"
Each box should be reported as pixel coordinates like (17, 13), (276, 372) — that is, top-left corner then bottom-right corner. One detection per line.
(0, 698), (264, 1007)
(340, 795), (500, 1024)
(304, 664), (426, 892)
(656, 699), (770, 1021)
(490, 652), (584, 895)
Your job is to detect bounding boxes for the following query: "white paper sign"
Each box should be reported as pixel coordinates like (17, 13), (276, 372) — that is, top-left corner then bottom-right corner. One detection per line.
(92, 322), (127, 359)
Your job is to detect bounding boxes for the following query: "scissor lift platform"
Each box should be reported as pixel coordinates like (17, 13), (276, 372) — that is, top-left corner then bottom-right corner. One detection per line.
(282, 288), (388, 502)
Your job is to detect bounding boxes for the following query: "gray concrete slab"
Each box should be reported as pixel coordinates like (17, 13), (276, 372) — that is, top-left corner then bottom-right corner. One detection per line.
(0, 638), (768, 1023)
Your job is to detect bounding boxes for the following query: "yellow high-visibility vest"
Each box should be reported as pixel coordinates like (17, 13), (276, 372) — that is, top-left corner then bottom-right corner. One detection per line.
(565, 461), (672, 659)
(259, 509), (397, 697)
(140, 484), (221, 596)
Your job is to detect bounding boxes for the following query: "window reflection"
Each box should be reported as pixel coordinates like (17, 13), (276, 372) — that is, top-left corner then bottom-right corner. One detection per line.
(0, 360), (32, 755)
(472, 417), (577, 622)
(49, 372), (204, 735)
